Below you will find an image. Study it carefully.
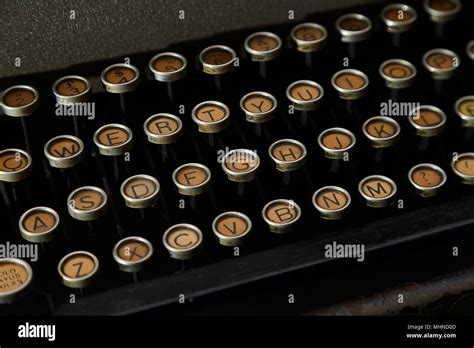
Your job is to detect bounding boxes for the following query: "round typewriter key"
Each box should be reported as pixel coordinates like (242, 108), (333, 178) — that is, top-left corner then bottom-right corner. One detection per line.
(44, 135), (84, 168)
(0, 258), (33, 304)
(144, 113), (183, 144)
(381, 3), (417, 33)
(408, 105), (446, 137)
(199, 45), (236, 75)
(1, 85), (39, 117)
(312, 186), (351, 220)
(149, 52), (187, 82)
(113, 236), (153, 272)
(93, 123), (133, 156)
(262, 199), (301, 233)
(424, 0), (461, 23)
(408, 163), (447, 197)
(358, 175), (397, 207)
(212, 211), (252, 246)
(451, 153), (474, 184)
(221, 149), (260, 182)
(172, 163), (211, 196)
(454, 96), (474, 127)
(19, 206), (59, 243)
(317, 128), (356, 159)
(120, 174), (160, 208)
(58, 251), (99, 288)
(163, 223), (203, 259)
(379, 59), (417, 89)
(0, 148), (32, 182)
(362, 116), (400, 148)
(269, 139), (307, 172)
(191, 101), (230, 133)
(467, 41), (474, 60)
(331, 69), (369, 100)
(286, 80), (324, 111)
(244, 31), (282, 62)
(52, 75), (91, 104)
(67, 186), (108, 221)
(335, 13), (372, 43)
(101, 63), (140, 93)
(240, 91), (277, 123)
(290, 22), (328, 52)
(422, 48), (460, 80)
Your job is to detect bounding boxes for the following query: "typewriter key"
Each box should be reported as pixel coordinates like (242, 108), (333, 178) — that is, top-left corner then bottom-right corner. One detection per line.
(286, 80), (324, 111)
(120, 174), (160, 208)
(358, 175), (397, 208)
(454, 96), (474, 127)
(52, 75), (91, 104)
(269, 139), (307, 172)
(422, 48), (460, 80)
(172, 163), (211, 195)
(467, 41), (474, 60)
(221, 149), (260, 182)
(424, 0), (461, 23)
(113, 236), (153, 272)
(58, 251), (99, 288)
(0, 258), (33, 304)
(408, 105), (446, 137)
(1, 85), (39, 117)
(244, 31), (282, 62)
(408, 163), (447, 197)
(199, 45), (237, 75)
(312, 186), (351, 220)
(240, 91), (277, 123)
(362, 116), (400, 148)
(149, 52), (187, 82)
(44, 135), (84, 168)
(93, 123), (133, 156)
(192, 101), (230, 133)
(262, 199), (301, 233)
(451, 153), (474, 184)
(331, 69), (369, 100)
(0, 148), (32, 182)
(335, 13), (372, 43)
(317, 128), (356, 159)
(19, 206), (59, 243)
(67, 186), (108, 221)
(100, 63), (140, 93)
(144, 113), (183, 144)
(379, 59), (417, 89)
(291, 22), (328, 52)
(381, 3), (417, 33)
(212, 211), (252, 246)
(163, 223), (203, 259)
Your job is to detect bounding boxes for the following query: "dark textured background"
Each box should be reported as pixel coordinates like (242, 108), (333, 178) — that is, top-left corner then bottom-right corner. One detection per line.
(0, 0), (379, 78)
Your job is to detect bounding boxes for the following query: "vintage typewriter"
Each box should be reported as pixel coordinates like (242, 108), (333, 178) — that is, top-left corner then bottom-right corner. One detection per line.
(0, 0), (473, 316)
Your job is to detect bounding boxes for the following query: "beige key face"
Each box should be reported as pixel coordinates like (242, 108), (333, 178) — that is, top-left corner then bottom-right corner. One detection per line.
(410, 166), (444, 187)
(454, 156), (474, 176)
(242, 95), (275, 113)
(202, 48), (234, 65)
(339, 17), (369, 31)
(411, 109), (444, 127)
(248, 35), (279, 52)
(96, 126), (130, 147)
(61, 254), (96, 279)
(271, 142), (304, 162)
(22, 210), (57, 234)
(195, 103), (227, 122)
(104, 66), (137, 84)
(166, 227), (201, 250)
(365, 119), (397, 139)
(71, 189), (105, 211)
(294, 25), (324, 41)
(383, 63), (415, 79)
(314, 188), (350, 211)
(123, 177), (158, 199)
(426, 52), (455, 69)
(289, 83), (321, 102)
(152, 55), (184, 72)
(0, 151), (29, 172)
(175, 165), (209, 187)
(214, 214), (250, 237)
(321, 130), (353, 150)
(384, 8), (415, 22)
(55, 78), (88, 96)
(361, 178), (394, 198)
(428, 0), (458, 11)
(265, 202), (298, 224)
(146, 115), (180, 135)
(3, 87), (35, 107)
(335, 73), (366, 90)
(47, 137), (81, 158)
(0, 262), (29, 293)
(224, 151), (258, 173)
(117, 240), (151, 262)
(458, 98), (474, 117)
